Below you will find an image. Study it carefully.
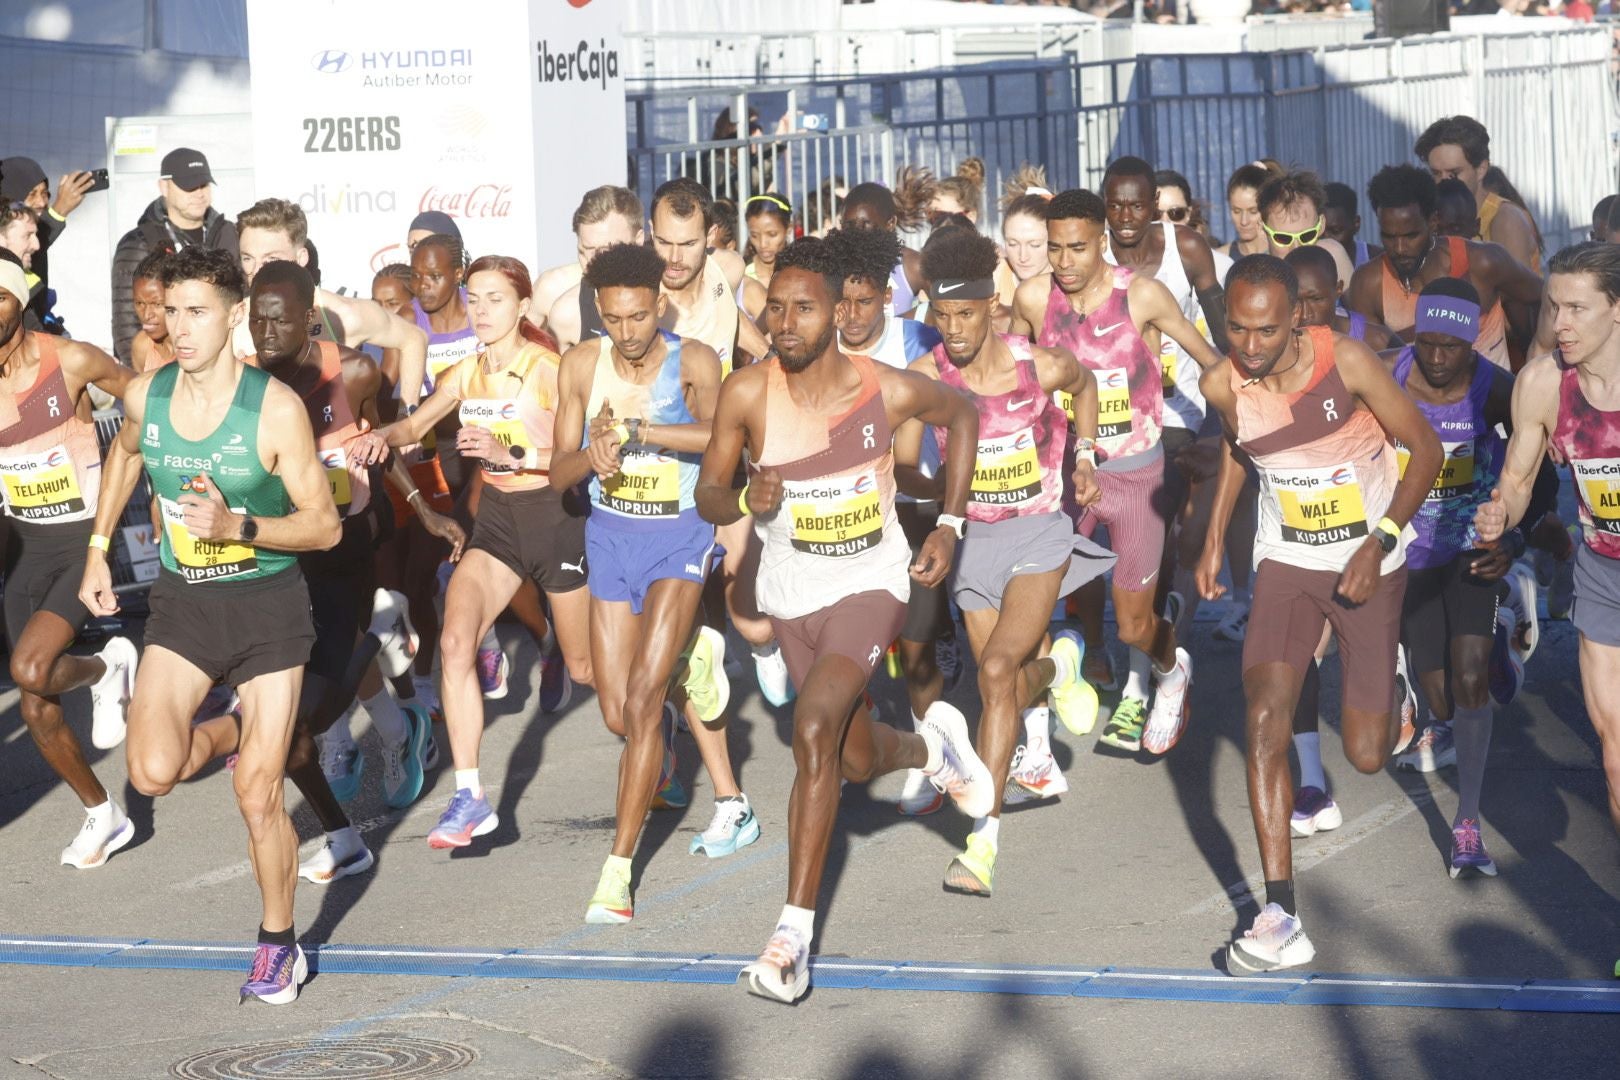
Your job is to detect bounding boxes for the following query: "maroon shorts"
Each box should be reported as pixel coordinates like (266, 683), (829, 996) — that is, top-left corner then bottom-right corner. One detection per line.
(1243, 558), (1406, 715)
(770, 590), (907, 693)
(1075, 455), (1168, 593)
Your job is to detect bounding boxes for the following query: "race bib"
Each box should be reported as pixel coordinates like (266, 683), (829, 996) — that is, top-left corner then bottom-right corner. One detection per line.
(1096, 367), (1133, 446)
(160, 496), (257, 582)
(460, 398), (531, 474)
(318, 446), (352, 513)
(786, 471), (884, 557)
(1267, 464), (1370, 547)
(428, 338), (479, 382)
(971, 429), (1041, 507)
(0, 445), (85, 521)
(1053, 389), (1074, 427)
(1160, 343), (1178, 397)
(1398, 439), (1474, 501)
(603, 449), (681, 518)
(1573, 456), (1620, 535)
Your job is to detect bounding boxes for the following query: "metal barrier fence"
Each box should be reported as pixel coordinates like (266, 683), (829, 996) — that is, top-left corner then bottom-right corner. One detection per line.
(629, 25), (1618, 255)
(91, 409), (156, 600)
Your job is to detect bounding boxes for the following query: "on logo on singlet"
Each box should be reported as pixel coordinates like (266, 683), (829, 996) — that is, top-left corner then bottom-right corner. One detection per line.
(1573, 457), (1620, 535)
(786, 471), (883, 557)
(971, 429), (1041, 507)
(1268, 464), (1370, 547)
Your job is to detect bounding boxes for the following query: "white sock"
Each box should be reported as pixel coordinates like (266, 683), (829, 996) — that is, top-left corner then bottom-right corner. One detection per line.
(1022, 707), (1051, 745)
(778, 903), (815, 939)
(327, 702), (358, 747)
(1123, 647), (1151, 701)
(328, 825), (360, 853)
(362, 690), (409, 746)
(971, 815), (1000, 846)
(454, 768), (481, 797)
(1153, 649), (1186, 688)
(1294, 732), (1326, 791)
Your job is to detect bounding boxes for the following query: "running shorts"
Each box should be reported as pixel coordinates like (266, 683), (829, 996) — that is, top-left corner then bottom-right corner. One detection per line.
(300, 515), (378, 683)
(1244, 558), (1405, 715)
(145, 565), (315, 686)
(770, 589), (906, 692)
(586, 509), (718, 615)
(468, 484), (588, 593)
(1075, 453), (1168, 593)
(1573, 542), (1620, 648)
(3, 522), (92, 646)
(951, 510), (1116, 612)
(1400, 555), (1503, 677)
(896, 501), (950, 643)
(386, 454), (455, 529)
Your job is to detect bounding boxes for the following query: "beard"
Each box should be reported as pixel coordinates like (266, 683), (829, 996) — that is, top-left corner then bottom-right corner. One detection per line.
(776, 324), (838, 373)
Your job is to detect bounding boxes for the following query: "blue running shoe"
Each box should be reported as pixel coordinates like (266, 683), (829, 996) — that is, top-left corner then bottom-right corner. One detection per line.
(1449, 818), (1499, 879)
(319, 735), (363, 804)
(689, 795), (760, 857)
(427, 788), (498, 849)
(383, 704), (431, 810)
(240, 943), (307, 1006)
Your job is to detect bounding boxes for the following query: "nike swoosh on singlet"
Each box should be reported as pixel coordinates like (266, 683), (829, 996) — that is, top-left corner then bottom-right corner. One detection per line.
(1092, 321), (1125, 336)
(1008, 399), (1033, 411)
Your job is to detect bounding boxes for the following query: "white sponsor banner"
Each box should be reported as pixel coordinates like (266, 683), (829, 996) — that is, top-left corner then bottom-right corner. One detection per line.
(247, 0), (626, 293)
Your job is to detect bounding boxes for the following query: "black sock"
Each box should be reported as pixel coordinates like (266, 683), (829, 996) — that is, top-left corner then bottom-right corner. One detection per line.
(258, 924), (296, 948)
(1264, 879), (1296, 916)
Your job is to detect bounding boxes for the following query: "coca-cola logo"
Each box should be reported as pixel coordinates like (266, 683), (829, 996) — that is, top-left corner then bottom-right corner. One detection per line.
(419, 183), (512, 220)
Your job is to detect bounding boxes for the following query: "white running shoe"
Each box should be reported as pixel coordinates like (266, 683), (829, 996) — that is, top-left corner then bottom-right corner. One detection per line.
(1142, 648), (1192, 755)
(1504, 562), (1540, 663)
(753, 643), (795, 708)
(89, 636), (138, 750)
(897, 768), (944, 815)
(369, 589), (419, 679)
(739, 924), (810, 1004)
(60, 803), (134, 869)
(298, 831), (376, 884)
(1228, 902), (1316, 973)
(921, 701), (994, 819)
(1005, 738), (1069, 805)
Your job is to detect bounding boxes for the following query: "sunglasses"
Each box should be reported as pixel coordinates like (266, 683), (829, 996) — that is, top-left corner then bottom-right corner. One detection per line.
(1262, 216), (1325, 248)
(1156, 206), (1190, 223)
(747, 194), (793, 214)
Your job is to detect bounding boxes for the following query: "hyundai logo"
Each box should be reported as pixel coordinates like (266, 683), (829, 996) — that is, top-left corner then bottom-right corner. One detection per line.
(311, 50), (353, 74)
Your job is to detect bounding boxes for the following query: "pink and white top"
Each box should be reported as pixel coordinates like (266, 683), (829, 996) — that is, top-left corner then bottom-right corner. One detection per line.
(1552, 357), (1620, 560)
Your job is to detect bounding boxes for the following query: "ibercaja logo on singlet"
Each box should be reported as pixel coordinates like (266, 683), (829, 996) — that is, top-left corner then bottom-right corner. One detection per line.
(785, 471), (883, 557)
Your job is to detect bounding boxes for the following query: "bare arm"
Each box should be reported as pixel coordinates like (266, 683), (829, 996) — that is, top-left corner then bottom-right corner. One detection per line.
(1133, 276), (1224, 370)
(1344, 261), (1384, 324)
(234, 382), (343, 552)
(1487, 203), (1541, 274)
(548, 286), (585, 352)
(1008, 274), (1049, 340)
(1480, 355), (1559, 537)
(893, 354), (942, 500)
(325, 290), (430, 408)
(60, 339), (135, 402)
(879, 365), (977, 521)
(77, 379), (151, 615)
(1477, 241), (1544, 307)
(545, 342), (601, 493)
(378, 382), (461, 445)
(1176, 225), (1230, 353)
(694, 366), (764, 526)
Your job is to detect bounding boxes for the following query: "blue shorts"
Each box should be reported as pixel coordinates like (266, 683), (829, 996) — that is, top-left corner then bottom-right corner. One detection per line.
(586, 509), (719, 614)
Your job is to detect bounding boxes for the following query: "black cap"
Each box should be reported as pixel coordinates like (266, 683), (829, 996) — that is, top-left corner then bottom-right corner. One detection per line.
(160, 148), (214, 192)
(409, 210), (461, 240)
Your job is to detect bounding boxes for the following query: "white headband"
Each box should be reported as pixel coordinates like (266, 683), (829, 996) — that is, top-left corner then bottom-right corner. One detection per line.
(0, 261), (26, 308)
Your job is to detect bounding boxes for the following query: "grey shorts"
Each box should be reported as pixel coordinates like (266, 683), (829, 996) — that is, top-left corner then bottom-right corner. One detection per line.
(1573, 542), (1620, 648)
(950, 511), (1117, 612)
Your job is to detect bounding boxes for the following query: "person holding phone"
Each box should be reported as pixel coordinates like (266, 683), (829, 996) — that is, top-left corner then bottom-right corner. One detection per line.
(0, 156), (98, 335)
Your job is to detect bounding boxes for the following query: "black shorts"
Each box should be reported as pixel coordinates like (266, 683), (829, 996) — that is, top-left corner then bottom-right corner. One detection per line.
(300, 515), (377, 683)
(469, 485), (588, 593)
(145, 565), (315, 686)
(1400, 556), (1504, 677)
(3, 521), (92, 646)
(896, 501), (950, 644)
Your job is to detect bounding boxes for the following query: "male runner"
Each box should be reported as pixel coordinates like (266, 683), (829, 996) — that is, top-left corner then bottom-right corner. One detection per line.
(534, 185), (645, 347)
(0, 254), (138, 868)
(131, 249), (176, 372)
(1345, 165), (1543, 372)
(1286, 246), (1401, 353)
(1257, 171), (1355, 286)
(79, 247), (342, 1004)
(1322, 182), (1380, 270)
(696, 236), (991, 1003)
(840, 182), (928, 318)
(549, 243), (750, 923)
(1009, 189), (1223, 754)
(897, 226), (1114, 896)
(1196, 254), (1441, 972)
(1435, 179), (1482, 241)
(1415, 116), (1541, 273)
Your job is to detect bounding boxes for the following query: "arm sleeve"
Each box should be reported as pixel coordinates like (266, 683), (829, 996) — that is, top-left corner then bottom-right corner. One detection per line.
(109, 230), (148, 365)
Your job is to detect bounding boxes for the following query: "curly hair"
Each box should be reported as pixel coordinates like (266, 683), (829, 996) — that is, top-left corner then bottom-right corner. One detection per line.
(827, 226), (900, 289)
(1225, 253), (1299, 306)
(253, 259), (316, 310)
(776, 235), (845, 300)
(891, 165), (935, 231)
(920, 225), (1000, 285)
(583, 242), (667, 294)
(161, 246), (247, 304)
(1367, 164), (1438, 219)
(1045, 188), (1107, 226)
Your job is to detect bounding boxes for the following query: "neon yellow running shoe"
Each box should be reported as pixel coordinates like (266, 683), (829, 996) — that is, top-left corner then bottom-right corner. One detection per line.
(1049, 631), (1100, 736)
(584, 859), (633, 924)
(1099, 697), (1146, 752)
(682, 625), (731, 725)
(943, 833), (997, 897)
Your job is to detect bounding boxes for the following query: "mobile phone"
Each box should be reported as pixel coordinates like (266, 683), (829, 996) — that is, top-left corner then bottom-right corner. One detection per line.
(86, 169), (110, 193)
(801, 114), (831, 132)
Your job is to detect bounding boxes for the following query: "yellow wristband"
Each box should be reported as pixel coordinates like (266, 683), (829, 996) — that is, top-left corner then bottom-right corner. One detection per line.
(738, 486), (751, 515)
(611, 423), (631, 445)
(1376, 517), (1401, 537)
(88, 534), (110, 552)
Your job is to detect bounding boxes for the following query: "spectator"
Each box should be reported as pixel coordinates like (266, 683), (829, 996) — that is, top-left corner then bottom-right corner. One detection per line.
(1, 156), (95, 335)
(109, 147), (237, 363)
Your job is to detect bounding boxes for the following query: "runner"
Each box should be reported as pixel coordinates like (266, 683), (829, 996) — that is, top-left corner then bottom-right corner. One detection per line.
(741, 193), (794, 318)
(79, 247), (342, 1004)
(372, 255), (593, 850)
(897, 225), (1115, 895)
(1009, 189), (1223, 755)
(244, 262), (466, 883)
(1257, 170), (1355, 287)
(1415, 115), (1542, 273)
(929, 158), (985, 226)
(370, 263), (414, 320)
(548, 242), (752, 923)
(539, 186), (646, 350)
(840, 180), (928, 319)
(130, 249), (176, 373)
(1285, 245), (1401, 353)
(1435, 179), (1482, 241)
(1345, 165), (1543, 372)
(0, 253), (138, 869)
(1323, 182), (1380, 270)
(1195, 254), (1441, 972)
(994, 165), (1053, 310)
(406, 210), (459, 256)
(1215, 161), (1283, 260)
(697, 235), (991, 1003)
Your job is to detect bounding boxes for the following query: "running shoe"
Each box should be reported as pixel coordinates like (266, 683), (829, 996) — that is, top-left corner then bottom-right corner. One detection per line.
(477, 647), (509, 700)
(1489, 608), (1525, 707)
(1396, 721), (1456, 773)
(89, 635), (137, 750)
(59, 803), (134, 869)
(240, 943), (307, 1006)
(539, 640), (573, 714)
(739, 924), (810, 1004)
(943, 832), (997, 897)
(298, 833), (375, 884)
(427, 787), (498, 849)
(689, 795), (761, 857)
(1227, 902), (1316, 973)
(921, 701), (994, 819)
(1214, 600), (1250, 643)
(584, 860), (634, 924)
(412, 674), (445, 724)
(1290, 786), (1343, 838)
(652, 703), (690, 810)
(935, 631), (964, 694)
(1449, 818), (1499, 879)
(317, 732), (363, 804)
(368, 588), (419, 679)
(1005, 739), (1068, 805)
(1142, 648), (1192, 755)
(1393, 644), (1418, 755)
(753, 642), (795, 707)
(1048, 630), (1100, 736)
(1099, 697), (1146, 752)
(381, 704), (431, 810)
(1504, 562), (1540, 662)
(682, 625), (731, 724)
(896, 768), (944, 816)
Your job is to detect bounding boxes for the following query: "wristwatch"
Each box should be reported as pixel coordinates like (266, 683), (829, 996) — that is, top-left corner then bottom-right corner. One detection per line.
(239, 515), (259, 544)
(1371, 519), (1399, 554)
(624, 417), (643, 446)
(936, 513), (966, 539)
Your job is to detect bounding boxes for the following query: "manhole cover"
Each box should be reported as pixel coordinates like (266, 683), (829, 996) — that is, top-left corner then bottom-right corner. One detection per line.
(171, 1035), (476, 1079)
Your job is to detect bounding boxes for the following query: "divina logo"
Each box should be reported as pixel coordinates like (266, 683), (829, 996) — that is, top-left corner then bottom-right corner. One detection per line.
(536, 38), (620, 89)
(299, 185), (397, 215)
